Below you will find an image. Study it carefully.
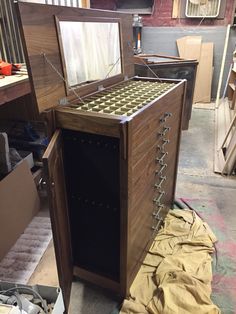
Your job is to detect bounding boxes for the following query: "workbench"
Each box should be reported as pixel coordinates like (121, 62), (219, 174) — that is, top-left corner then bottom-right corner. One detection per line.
(0, 74), (30, 106)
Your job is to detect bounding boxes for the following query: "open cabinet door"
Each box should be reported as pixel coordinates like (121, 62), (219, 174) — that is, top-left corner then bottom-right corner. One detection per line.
(43, 130), (73, 313)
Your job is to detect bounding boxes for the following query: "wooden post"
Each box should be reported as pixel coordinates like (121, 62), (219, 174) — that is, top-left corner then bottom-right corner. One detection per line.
(81, 0), (90, 8)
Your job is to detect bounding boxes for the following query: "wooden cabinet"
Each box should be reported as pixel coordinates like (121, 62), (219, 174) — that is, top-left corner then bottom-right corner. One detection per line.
(42, 78), (185, 310)
(16, 2), (186, 312)
(134, 54), (198, 130)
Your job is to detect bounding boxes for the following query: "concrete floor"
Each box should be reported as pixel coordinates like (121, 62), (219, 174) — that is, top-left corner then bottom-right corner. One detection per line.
(176, 107), (236, 240)
(30, 106), (236, 313)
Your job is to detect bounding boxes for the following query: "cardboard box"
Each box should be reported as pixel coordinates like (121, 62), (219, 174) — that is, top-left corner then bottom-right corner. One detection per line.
(0, 281), (64, 314)
(18, 150), (34, 169)
(0, 160), (40, 261)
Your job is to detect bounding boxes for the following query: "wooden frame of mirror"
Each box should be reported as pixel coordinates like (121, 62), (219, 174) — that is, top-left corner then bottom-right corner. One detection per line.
(55, 15), (123, 95)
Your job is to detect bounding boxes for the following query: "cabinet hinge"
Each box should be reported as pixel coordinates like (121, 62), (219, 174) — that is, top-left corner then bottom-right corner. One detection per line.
(98, 85), (104, 91)
(58, 97), (69, 106)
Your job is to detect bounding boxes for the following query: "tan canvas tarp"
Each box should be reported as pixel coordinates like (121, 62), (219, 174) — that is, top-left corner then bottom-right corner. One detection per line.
(120, 209), (220, 314)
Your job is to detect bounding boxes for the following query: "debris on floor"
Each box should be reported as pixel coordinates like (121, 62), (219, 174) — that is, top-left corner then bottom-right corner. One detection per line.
(120, 209), (220, 314)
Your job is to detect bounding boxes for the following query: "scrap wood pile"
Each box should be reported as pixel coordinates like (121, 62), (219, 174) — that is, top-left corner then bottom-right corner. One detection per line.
(176, 35), (236, 175)
(120, 209), (220, 314)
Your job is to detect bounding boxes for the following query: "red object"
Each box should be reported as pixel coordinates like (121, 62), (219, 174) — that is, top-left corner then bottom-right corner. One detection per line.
(0, 60), (12, 76)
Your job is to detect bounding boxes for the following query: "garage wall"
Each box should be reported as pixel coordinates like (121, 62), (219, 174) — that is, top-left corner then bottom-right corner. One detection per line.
(141, 26), (236, 98)
(141, 0), (234, 27)
(91, 0), (235, 26)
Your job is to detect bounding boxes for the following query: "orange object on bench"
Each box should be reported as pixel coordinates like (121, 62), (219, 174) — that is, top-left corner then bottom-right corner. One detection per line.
(0, 60), (12, 76)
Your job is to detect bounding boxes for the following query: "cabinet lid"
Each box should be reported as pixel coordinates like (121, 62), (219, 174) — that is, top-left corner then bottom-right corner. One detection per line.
(134, 54), (198, 65)
(16, 2), (134, 114)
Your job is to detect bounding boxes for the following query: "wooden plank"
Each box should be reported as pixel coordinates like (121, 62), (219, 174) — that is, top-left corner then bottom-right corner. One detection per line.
(172, 0), (180, 18)
(193, 42), (214, 103)
(55, 108), (123, 138)
(0, 75), (28, 89)
(220, 111), (236, 149)
(177, 36), (202, 105)
(222, 129), (236, 174)
(214, 103), (226, 173)
(216, 25), (231, 109)
(176, 36), (202, 61)
(81, 0), (90, 8)
(43, 130), (73, 312)
(176, 37), (187, 57)
(0, 75), (30, 105)
(214, 98), (235, 174)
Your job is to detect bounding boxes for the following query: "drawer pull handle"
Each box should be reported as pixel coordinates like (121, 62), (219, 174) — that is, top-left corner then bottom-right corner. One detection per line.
(153, 191), (165, 205)
(162, 138), (170, 144)
(155, 176), (167, 189)
(152, 204), (164, 219)
(157, 146), (165, 154)
(156, 152), (168, 164)
(152, 218), (164, 232)
(156, 163), (167, 176)
(160, 117), (167, 123)
(157, 139), (170, 153)
(160, 112), (172, 123)
(158, 126), (171, 137)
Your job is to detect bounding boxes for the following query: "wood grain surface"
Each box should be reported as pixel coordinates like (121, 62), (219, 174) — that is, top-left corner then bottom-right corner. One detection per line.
(125, 81), (185, 289)
(16, 2), (134, 114)
(18, 1), (186, 303)
(43, 130), (73, 312)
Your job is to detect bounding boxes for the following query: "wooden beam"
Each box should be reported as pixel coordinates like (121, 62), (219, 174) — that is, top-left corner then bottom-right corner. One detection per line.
(172, 0), (180, 18)
(220, 111), (236, 149)
(81, 0), (90, 8)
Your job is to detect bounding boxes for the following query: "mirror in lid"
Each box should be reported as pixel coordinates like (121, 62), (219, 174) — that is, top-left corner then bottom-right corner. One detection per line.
(56, 17), (122, 92)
